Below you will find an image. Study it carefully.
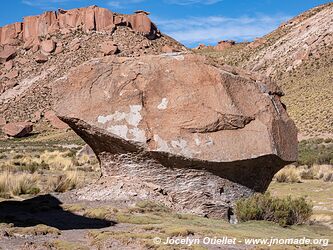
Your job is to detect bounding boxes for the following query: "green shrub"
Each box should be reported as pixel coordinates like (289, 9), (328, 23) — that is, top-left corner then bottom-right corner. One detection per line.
(236, 193), (312, 227)
(298, 139), (333, 166)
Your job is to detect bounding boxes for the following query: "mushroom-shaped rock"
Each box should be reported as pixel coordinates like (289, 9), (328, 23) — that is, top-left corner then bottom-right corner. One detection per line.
(2, 121), (33, 137)
(52, 54), (298, 218)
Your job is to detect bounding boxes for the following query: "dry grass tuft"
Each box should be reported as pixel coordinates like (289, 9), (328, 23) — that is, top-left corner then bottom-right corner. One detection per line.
(47, 171), (81, 193)
(40, 150), (74, 171)
(0, 171), (40, 198)
(274, 165), (301, 183)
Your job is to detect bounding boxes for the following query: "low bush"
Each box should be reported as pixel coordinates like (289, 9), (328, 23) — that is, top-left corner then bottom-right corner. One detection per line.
(298, 139), (333, 166)
(236, 192), (312, 227)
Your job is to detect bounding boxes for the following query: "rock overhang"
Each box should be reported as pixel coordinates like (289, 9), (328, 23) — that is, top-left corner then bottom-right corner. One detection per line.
(53, 53), (297, 164)
(52, 53), (298, 216)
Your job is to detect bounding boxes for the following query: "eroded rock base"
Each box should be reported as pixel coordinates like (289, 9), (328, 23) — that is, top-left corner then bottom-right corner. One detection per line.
(75, 151), (287, 219)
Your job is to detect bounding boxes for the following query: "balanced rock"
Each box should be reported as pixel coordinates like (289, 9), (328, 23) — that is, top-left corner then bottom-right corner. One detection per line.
(2, 121), (33, 137)
(54, 54), (297, 218)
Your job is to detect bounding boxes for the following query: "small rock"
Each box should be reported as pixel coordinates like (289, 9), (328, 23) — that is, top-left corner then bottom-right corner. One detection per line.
(32, 110), (42, 122)
(2, 121), (33, 138)
(35, 53), (48, 63)
(54, 46), (63, 55)
(41, 39), (56, 53)
(100, 41), (118, 55)
(0, 46), (16, 63)
(31, 44), (39, 53)
(4, 60), (13, 71)
(5, 80), (18, 89)
(0, 117), (6, 127)
(23, 38), (35, 50)
(0, 83), (4, 94)
(5, 70), (19, 79)
(17, 58), (29, 65)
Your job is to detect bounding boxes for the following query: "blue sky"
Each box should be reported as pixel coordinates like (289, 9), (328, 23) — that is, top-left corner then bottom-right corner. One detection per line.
(1, 0), (331, 47)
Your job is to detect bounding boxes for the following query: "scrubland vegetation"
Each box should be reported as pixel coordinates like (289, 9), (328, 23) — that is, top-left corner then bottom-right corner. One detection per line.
(0, 135), (99, 199)
(0, 133), (332, 249)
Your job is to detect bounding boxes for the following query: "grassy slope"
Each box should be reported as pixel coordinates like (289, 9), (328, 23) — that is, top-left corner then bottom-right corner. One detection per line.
(194, 3), (333, 137)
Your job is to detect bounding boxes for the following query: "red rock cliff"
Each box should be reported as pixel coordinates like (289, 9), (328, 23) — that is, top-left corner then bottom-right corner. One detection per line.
(0, 6), (159, 45)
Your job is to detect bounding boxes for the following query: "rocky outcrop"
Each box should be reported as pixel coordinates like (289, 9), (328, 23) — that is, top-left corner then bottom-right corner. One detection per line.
(0, 6), (159, 46)
(52, 54), (297, 218)
(193, 40), (236, 51)
(0, 6), (186, 126)
(215, 40), (236, 51)
(2, 121), (33, 137)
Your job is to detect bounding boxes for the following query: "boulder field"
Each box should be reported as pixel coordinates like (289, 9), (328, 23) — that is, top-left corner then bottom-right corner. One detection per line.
(52, 53), (298, 218)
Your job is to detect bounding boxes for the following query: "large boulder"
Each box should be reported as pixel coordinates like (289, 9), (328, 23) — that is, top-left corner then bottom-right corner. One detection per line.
(52, 54), (297, 218)
(2, 121), (33, 137)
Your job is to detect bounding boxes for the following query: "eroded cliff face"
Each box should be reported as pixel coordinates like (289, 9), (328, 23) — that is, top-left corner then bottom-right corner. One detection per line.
(0, 6), (159, 45)
(0, 6), (186, 127)
(52, 53), (297, 218)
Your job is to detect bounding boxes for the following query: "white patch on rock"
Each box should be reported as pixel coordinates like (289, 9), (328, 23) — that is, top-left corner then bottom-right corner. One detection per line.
(98, 115), (113, 124)
(126, 105), (142, 126)
(97, 105), (142, 127)
(154, 135), (170, 152)
(98, 105), (144, 141)
(129, 127), (146, 143)
(194, 136), (201, 146)
(107, 125), (128, 139)
(171, 139), (193, 157)
(157, 98), (168, 110)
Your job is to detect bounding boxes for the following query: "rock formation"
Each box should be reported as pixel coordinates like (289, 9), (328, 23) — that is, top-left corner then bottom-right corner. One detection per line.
(2, 121), (33, 137)
(215, 40), (236, 51)
(194, 40), (236, 51)
(0, 6), (186, 127)
(0, 6), (159, 46)
(52, 53), (298, 218)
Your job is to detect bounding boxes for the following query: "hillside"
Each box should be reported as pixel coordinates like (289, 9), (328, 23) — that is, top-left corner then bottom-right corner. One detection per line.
(0, 6), (187, 132)
(196, 2), (333, 138)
